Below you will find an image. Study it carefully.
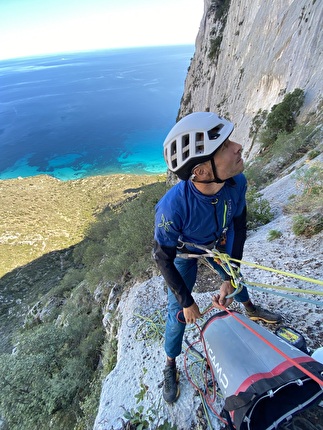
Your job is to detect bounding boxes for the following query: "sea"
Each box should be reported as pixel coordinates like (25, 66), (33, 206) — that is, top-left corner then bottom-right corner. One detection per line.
(0, 45), (194, 181)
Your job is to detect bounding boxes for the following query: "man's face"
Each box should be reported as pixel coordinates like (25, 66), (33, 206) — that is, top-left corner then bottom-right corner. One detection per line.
(212, 139), (244, 180)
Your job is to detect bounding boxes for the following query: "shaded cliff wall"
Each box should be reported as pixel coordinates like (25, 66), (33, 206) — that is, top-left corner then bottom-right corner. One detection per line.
(179, 0), (323, 159)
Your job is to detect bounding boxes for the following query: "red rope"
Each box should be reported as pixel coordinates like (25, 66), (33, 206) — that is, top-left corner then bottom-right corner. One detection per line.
(183, 323), (228, 426)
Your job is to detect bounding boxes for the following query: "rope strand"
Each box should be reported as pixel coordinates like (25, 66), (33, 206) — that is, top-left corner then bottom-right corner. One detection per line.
(178, 243), (323, 302)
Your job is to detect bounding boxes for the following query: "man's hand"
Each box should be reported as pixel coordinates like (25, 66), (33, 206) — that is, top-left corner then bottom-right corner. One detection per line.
(183, 302), (202, 324)
(212, 280), (234, 309)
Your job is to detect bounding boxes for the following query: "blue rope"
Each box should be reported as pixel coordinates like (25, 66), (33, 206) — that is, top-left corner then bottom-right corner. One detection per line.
(241, 281), (323, 307)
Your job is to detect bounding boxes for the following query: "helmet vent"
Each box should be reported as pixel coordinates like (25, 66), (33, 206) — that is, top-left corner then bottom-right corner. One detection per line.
(195, 132), (205, 153)
(170, 140), (177, 168)
(208, 124), (224, 140)
(181, 134), (190, 161)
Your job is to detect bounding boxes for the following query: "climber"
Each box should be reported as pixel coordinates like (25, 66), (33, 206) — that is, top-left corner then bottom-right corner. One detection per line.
(153, 112), (282, 404)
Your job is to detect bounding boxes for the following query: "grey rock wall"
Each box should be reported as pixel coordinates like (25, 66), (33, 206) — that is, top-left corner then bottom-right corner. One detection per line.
(179, 0), (323, 159)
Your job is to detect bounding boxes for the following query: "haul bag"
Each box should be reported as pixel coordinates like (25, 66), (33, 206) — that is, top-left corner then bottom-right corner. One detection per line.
(202, 311), (323, 430)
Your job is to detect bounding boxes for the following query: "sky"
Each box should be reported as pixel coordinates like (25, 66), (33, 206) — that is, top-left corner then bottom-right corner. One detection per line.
(0, 0), (204, 60)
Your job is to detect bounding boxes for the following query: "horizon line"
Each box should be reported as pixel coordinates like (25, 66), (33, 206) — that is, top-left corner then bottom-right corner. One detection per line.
(0, 43), (196, 62)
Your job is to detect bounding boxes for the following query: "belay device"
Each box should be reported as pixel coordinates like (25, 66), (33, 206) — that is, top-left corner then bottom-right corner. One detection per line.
(202, 311), (323, 430)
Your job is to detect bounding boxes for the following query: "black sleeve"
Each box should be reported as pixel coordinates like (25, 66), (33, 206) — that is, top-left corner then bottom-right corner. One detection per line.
(153, 241), (195, 308)
(231, 205), (247, 265)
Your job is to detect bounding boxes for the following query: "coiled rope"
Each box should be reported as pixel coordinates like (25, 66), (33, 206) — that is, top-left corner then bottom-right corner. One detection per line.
(126, 308), (165, 344)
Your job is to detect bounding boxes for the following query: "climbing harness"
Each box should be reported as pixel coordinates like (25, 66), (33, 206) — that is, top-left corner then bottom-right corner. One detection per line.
(177, 241), (245, 297)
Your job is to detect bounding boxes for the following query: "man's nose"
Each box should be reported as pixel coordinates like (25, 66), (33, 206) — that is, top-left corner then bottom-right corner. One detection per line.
(233, 141), (242, 152)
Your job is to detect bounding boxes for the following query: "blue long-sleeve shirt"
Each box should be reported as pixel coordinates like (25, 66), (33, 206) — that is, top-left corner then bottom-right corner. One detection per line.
(154, 174), (247, 307)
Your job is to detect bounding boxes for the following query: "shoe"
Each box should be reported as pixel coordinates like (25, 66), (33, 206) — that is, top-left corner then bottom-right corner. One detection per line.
(246, 305), (282, 324)
(163, 365), (180, 403)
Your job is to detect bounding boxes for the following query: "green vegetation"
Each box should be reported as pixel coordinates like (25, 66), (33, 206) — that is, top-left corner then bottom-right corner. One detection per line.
(209, 35), (223, 60)
(294, 162), (323, 196)
(210, 0), (231, 22)
(73, 181), (166, 285)
(246, 187), (274, 230)
(0, 174), (164, 278)
(308, 149), (321, 160)
(0, 283), (104, 430)
(267, 229), (282, 241)
(244, 87), (321, 190)
(246, 123), (321, 188)
(249, 109), (268, 144)
(245, 90), (322, 238)
(292, 213), (323, 237)
(245, 109), (268, 160)
(260, 88), (305, 148)
(285, 163), (323, 237)
(123, 369), (176, 430)
(208, 0), (231, 60)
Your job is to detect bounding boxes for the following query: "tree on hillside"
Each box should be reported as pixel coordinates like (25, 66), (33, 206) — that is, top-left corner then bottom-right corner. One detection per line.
(260, 88), (305, 147)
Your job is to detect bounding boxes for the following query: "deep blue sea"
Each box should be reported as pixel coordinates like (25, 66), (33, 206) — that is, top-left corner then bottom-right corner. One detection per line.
(0, 45), (194, 180)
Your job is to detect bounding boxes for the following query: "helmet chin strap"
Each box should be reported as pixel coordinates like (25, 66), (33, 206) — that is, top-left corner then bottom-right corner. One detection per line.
(192, 157), (226, 184)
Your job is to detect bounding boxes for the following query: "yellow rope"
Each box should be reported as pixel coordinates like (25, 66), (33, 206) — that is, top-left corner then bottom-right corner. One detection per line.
(229, 257), (323, 286)
(205, 249), (323, 297)
(181, 244), (323, 295)
(246, 281), (323, 296)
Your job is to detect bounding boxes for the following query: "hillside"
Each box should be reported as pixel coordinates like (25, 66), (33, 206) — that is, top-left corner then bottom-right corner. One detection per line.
(0, 174), (164, 278)
(0, 173), (165, 348)
(0, 173), (167, 429)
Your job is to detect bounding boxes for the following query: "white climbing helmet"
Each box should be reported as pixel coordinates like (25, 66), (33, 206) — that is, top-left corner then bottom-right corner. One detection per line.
(163, 112), (234, 180)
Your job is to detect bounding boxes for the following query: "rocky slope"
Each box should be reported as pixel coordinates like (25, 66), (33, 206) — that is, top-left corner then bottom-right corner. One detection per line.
(94, 156), (323, 429)
(179, 0), (323, 158)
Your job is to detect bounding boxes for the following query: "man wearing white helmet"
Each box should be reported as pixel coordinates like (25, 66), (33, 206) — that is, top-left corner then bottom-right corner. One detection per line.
(154, 112), (281, 404)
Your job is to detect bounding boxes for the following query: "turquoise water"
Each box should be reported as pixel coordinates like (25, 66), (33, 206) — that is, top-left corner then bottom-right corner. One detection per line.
(0, 45), (194, 180)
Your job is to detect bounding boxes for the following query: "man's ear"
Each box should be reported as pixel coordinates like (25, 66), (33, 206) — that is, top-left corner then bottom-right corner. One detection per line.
(193, 163), (209, 179)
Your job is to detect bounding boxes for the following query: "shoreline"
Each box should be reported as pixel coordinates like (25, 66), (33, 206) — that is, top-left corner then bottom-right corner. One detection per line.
(0, 169), (167, 182)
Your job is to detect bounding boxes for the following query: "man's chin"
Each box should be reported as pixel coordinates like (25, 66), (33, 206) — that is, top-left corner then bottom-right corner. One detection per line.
(238, 160), (245, 173)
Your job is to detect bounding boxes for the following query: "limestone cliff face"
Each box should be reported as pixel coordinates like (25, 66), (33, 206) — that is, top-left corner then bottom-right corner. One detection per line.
(179, 0), (322, 159)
